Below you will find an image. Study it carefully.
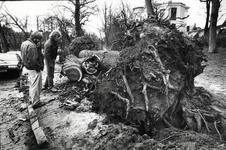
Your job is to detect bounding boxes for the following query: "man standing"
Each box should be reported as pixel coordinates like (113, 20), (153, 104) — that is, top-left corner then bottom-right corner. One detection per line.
(21, 31), (45, 109)
(43, 30), (62, 92)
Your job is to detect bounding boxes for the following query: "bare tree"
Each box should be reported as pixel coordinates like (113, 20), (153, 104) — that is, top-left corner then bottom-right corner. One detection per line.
(55, 0), (98, 37)
(0, 23), (9, 52)
(0, 3), (10, 52)
(2, 6), (29, 38)
(200, 0), (211, 36)
(99, 3), (113, 48)
(36, 15), (44, 31)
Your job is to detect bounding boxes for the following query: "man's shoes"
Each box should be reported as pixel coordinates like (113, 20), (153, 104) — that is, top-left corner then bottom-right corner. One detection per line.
(32, 101), (46, 109)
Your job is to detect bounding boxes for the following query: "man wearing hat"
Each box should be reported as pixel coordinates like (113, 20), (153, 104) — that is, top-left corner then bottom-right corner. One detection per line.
(21, 31), (45, 109)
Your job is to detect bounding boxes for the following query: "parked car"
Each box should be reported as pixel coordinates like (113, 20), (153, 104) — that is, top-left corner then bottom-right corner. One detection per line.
(7, 51), (21, 57)
(0, 53), (23, 77)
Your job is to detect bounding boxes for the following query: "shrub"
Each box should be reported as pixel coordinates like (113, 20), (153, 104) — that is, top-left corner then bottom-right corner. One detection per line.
(68, 35), (99, 56)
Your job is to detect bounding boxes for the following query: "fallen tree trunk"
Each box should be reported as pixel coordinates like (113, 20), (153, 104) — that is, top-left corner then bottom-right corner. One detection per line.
(61, 55), (84, 82)
(61, 54), (104, 81)
(79, 50), (120, 70)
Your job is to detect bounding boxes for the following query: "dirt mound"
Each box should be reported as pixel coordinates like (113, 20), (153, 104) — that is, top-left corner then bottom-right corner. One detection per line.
(69, 119), (225, 150)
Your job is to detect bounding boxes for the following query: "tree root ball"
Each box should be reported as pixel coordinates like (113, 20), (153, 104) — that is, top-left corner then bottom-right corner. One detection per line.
(90, 21), (224, 136)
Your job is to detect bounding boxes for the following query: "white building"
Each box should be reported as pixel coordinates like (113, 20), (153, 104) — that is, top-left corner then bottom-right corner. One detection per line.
(133, 1), (190, 33)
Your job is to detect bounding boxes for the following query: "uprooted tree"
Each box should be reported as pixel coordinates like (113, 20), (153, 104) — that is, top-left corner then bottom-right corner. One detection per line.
(62, 4), (226, 140)
(73, 19), (225, 139)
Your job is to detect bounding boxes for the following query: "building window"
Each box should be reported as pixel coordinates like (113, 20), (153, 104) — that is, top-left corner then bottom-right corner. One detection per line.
(170, 7), (177, 20)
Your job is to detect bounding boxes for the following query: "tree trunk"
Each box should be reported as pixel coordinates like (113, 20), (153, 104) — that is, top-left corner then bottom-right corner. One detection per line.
(104, 4), (108, 47)
(0, 23), (9, 52)
(208, 0), (220, 53)
(145, 0), (155, 17)
(75, 0), (83, 37)
(204, 0), (210, 36)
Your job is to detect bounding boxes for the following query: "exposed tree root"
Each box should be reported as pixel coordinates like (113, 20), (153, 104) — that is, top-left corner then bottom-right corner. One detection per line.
(111, 91), (130, 118)
(143, 82), (161, 90)
(157, 133), (186, 143)
(194, 113), (202, 132)
(196, 109), (210, 132)
(122, 74), (135, 106)
(214, 121), (222, 142)
(142, 83), (149, 111)
(148, 45), (164, 71)
(162, 116), (177, 129)
(104, 67), (113, 77)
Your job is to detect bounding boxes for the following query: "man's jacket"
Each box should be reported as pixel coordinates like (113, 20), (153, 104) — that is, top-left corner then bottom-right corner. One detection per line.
(20, 39), (44, 72)
(44, 39), (58, 61)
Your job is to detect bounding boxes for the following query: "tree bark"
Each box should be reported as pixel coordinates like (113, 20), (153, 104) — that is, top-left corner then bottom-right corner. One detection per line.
(75, 0), (83, 37)
(145, 0), (155, 18)
(0, 23), (9, 52)
(204, 0), (210, 36)
(208, 0), (220, 53)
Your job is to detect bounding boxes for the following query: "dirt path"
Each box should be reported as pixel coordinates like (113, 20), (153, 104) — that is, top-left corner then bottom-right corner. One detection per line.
(0, 76), (35, 150)
(195, 47), (226, 108)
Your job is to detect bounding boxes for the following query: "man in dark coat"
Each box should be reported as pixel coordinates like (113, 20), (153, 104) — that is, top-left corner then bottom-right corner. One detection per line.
(21, 31), (45, 109)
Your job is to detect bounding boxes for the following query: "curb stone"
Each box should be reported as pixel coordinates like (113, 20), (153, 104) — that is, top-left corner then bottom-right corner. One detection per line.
(27, 105), (48, 147)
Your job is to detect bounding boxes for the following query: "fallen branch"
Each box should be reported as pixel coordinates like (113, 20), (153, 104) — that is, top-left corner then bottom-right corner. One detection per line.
(111, 91), (130, 118)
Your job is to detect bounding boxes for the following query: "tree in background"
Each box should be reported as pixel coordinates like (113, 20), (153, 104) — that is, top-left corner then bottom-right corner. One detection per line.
(208, 0), (221, 53)
(56, 0), (98, 37)
(200, 0), (211, 36)
(0, 16), (9, 52)
(145, 0), (155, 18)
(99, 3), (113, 49)
(0, 3), (29, 52)
(99, 1), (137, 50)
(200, 0), (225, 53)
(2, 7), (29, 39)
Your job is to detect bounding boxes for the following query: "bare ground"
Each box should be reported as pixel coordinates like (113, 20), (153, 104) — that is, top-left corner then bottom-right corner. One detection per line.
(195, 47), (226, 110)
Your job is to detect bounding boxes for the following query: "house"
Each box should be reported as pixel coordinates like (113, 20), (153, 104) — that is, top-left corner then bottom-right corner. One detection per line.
(133, 1), (190, 33)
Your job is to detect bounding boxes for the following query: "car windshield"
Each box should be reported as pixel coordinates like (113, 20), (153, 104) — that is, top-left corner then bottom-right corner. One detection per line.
(0, 54), (17, 61)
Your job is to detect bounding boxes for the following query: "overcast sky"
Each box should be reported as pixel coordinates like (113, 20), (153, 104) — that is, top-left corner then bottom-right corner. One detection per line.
(2, 0), (219, 35)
